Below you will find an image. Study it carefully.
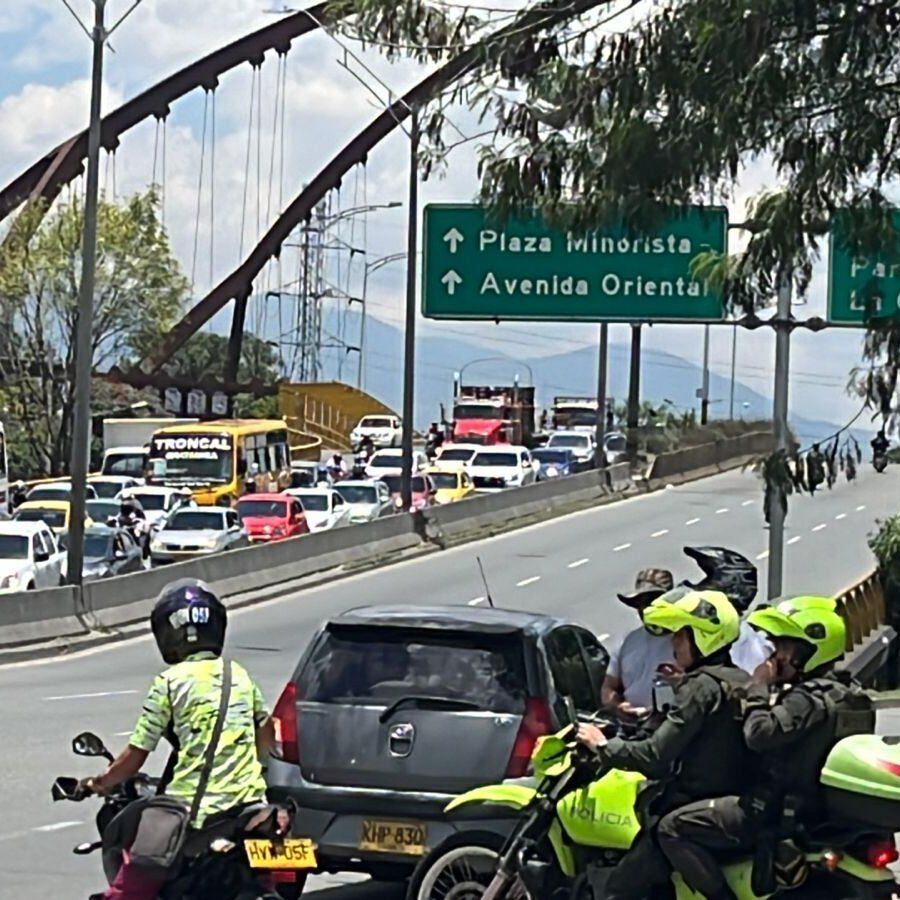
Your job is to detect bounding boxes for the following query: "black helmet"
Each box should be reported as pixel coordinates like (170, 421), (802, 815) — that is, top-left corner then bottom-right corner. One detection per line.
(150, 579), (227, 665)
(682, 546), (758, 612)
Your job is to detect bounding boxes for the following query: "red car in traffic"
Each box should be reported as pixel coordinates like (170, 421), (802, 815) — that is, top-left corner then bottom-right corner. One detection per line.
(236, 493), (309, 543)
(378, 474), (437, 512)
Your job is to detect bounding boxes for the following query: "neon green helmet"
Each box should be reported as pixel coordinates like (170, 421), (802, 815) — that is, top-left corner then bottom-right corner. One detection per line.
(747, 595), (846, 673)
(643, 589), (740, 659)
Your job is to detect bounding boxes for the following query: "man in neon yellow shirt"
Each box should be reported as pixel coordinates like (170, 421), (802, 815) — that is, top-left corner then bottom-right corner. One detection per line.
(84, 579), (274, 899)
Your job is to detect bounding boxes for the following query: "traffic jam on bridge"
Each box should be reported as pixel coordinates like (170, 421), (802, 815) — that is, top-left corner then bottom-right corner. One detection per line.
(3, 3), (900, 900)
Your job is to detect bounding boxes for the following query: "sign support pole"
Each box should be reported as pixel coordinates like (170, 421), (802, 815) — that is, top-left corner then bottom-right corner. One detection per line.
(400, 108), (420, 513)
(68, 0), (107, 589)
(626, 323), (642, 460)
(594, 323), (608, 470)
(767, 268), (793, 600)
(700, 324), (710, 424)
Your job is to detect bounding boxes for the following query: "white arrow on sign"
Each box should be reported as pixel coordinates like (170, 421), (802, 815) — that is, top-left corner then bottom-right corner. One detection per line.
(441, 270), (463, 295)
(443, 227), (464, 254)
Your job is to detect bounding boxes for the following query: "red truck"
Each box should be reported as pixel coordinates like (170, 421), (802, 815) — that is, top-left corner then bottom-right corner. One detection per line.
(451, 384), (536, 446)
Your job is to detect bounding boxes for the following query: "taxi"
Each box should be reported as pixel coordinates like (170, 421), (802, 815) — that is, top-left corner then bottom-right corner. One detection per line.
(425, 467), (475, 504)
(14, 500), (93, 536)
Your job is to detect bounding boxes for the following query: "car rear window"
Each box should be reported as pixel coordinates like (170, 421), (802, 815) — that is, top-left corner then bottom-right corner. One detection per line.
(237, 499), (287, 519)
(472, 452), (517, 467)
(298, 627), (528, 714)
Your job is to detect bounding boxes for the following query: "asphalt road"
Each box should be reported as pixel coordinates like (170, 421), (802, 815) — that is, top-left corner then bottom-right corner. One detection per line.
(1, 465), (897, 898)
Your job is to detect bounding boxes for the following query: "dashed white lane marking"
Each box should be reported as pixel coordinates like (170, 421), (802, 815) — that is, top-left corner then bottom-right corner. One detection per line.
(715, 508), (729, 514)
(835, 513), (847, 521)
(114, 731), (133, 737)
(44, 689), (138, 702)
(568, 558), (590, 569)
(651, 529), (669, 538)
(34, 821), (83, 833)
(756, 550), (769, 560)
(613, 543), (632, 552)
(812, 523), (827, 532)
(856, 505), (867, 512)
(685, 518), (700, 526)
(516, 576), (541, 588)
(787, 536), (802, 545)
(597, 633), (610, 643)
(741, 500), (754, 507)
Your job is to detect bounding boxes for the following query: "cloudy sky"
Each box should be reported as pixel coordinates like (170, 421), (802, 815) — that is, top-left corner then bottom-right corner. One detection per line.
(0, 1), (875, 430)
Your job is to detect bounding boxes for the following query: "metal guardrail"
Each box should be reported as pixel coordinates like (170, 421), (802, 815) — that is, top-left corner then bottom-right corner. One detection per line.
(0, 443), (764, 655)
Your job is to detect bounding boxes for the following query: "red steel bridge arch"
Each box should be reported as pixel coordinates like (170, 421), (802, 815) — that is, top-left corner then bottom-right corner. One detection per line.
(0, 0), (599, 382)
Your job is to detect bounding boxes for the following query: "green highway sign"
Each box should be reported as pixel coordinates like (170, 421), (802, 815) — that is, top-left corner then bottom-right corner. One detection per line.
(422, 204), (727, 321)
(828, 210), (900, 324)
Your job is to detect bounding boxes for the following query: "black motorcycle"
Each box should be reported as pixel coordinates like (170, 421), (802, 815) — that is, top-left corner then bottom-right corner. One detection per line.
(53, 732), (313, 900)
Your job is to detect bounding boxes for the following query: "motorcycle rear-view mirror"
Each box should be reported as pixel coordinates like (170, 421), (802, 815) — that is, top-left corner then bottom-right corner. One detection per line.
(52, 776), (80, 801)
(72, 731), (110, 760)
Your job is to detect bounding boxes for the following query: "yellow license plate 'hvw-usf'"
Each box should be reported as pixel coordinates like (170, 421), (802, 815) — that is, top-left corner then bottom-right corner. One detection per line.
(244, 838), (317, 869)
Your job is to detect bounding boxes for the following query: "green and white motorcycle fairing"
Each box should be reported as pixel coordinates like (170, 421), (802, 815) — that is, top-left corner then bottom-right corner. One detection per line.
(445, 731), (894, 899)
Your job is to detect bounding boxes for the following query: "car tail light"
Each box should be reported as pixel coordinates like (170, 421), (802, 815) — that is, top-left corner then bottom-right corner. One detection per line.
(506, 698), (553, 777)
(271, 682), (299, 763)
(866, 841), (898, 869)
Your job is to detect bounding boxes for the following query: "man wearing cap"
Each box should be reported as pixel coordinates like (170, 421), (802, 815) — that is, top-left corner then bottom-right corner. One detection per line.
(602, 568), (676, 722)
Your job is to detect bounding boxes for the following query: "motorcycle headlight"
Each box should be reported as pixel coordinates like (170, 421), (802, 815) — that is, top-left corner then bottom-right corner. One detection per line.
(546, 466), (559, 477)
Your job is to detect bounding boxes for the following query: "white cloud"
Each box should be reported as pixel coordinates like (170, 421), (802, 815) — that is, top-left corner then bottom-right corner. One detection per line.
(0, 78), (124, 166)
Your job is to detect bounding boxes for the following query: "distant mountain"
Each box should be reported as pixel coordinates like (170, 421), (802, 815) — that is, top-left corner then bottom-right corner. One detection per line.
(313, 310), (871, 446)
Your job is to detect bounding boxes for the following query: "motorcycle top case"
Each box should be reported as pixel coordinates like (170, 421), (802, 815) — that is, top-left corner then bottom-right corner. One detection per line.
(821, 735), (900, 829)
(556, 769), (644, 850)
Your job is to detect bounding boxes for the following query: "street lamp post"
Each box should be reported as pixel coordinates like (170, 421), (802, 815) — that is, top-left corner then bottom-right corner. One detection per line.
(360, 252), (407, 390)
(400, 110), (420, 513)
(68, 0), (108, 589)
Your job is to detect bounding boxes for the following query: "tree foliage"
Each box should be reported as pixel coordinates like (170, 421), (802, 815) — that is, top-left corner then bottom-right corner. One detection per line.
(164, 331), (281, 385)
(339, 0), (900, 408)
(165, 331), (282, 419)
(0, 190), (187, 476)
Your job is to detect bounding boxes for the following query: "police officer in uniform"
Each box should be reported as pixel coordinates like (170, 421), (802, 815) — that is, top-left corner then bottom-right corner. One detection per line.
(657, 596), (874, 900)
(80, 579), (274, 899)
(576, 589), (751, 900)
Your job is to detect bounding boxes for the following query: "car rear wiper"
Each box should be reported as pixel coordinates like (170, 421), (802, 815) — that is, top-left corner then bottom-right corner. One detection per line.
(378, 695), (482, 723)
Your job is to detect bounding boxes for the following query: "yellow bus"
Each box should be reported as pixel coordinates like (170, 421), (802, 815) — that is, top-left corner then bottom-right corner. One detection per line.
(147, 420), (291, 506)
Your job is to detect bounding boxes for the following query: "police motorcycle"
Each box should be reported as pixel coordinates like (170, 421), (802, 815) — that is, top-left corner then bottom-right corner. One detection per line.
(411, 726), (900, 899)
(52, 731), (312, 899)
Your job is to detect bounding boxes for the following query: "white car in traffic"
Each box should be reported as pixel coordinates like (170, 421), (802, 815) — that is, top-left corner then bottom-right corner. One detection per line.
(333, 480), (395, 524)
(26, 481), (98, 504)
(286, 488), (353, 531)
(122, 486), (194, 528)
(468, 446), (537, 492)
(364, 448), (428, 479)
(547, 430), (597, 469)
(0, 521), (64, 592)
(87, 475), (142, 499)
(432, 443), (481, 472)
(351, 414), (403, 449)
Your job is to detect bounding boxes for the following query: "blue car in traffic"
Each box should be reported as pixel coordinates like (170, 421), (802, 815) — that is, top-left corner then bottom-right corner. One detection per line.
(531, 447), (578, 480)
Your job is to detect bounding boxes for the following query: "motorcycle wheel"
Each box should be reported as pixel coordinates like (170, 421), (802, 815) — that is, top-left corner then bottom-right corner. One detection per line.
(409, 837), (532, 900)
